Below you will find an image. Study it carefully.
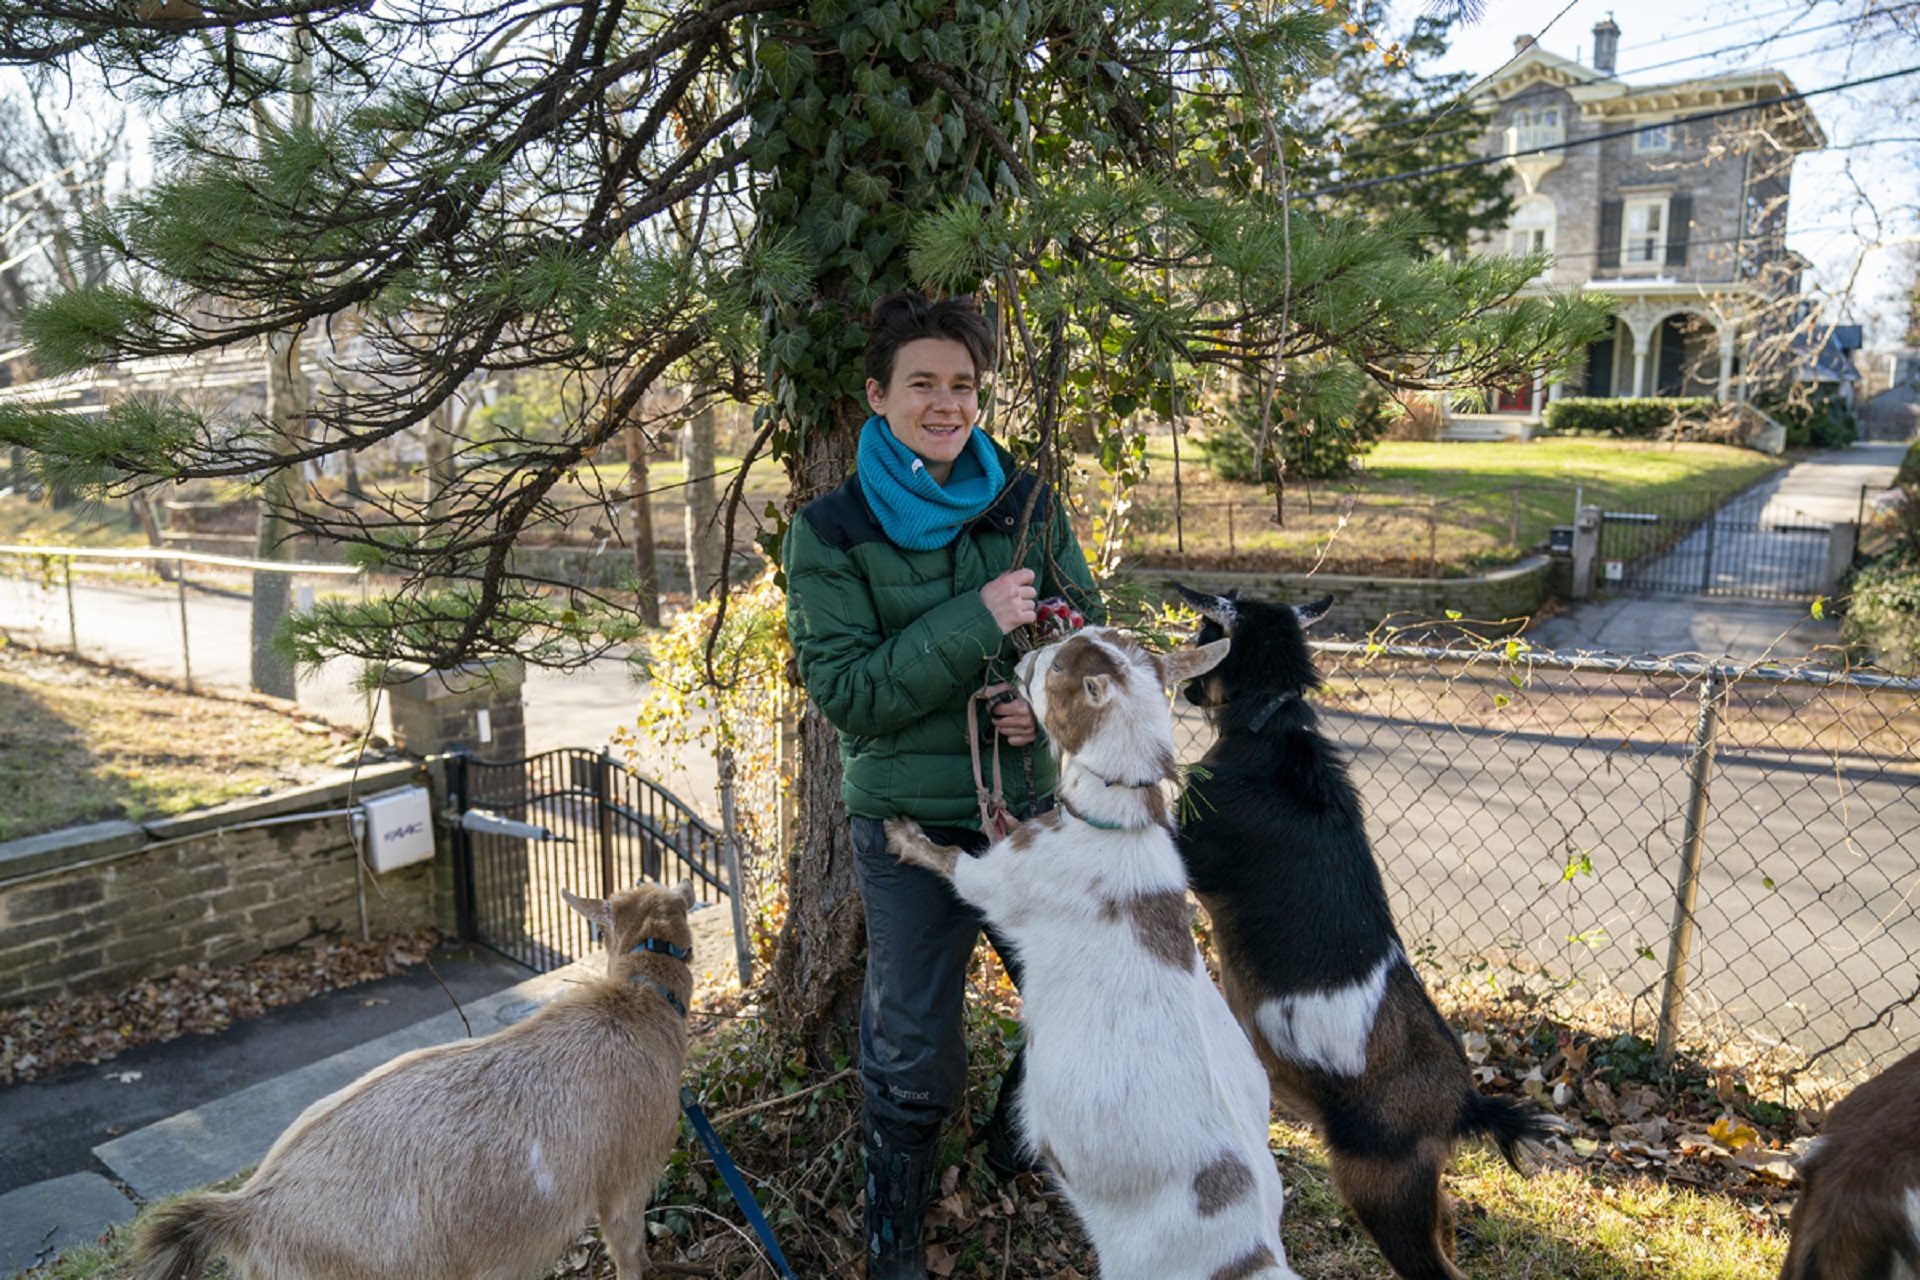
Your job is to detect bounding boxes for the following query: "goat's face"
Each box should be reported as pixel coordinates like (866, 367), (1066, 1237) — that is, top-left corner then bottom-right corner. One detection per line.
(1016, 626), (1228, 775)
(1173, 586), (1329, 708)
(562, 881), (695, 970)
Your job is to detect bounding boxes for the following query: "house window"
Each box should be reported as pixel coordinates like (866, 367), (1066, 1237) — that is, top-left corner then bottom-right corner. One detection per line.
(1624, 196), (1668, 266)
(1634, 122), (1672, 152)
(1506, 194), (1556, 263)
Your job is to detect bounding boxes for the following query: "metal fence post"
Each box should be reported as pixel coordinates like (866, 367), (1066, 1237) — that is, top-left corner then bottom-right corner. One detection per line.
(1699, 507), (1718, 595)
(595, 749), (617, 899)
(176, 569), (193, 690)
(63, 555), (77, 654)
(1656, 670), (1723, 1066)
(718, 745), (753, 988)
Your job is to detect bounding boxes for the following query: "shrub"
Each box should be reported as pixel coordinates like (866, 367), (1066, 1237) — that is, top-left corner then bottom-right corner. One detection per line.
(1199, 377), (1390, 482)
(1755, 387), (1858, 450)
(1896, 439), (1920, 488)
(1540, 396), (1718, 438)
(1844, 561), (1920, 675)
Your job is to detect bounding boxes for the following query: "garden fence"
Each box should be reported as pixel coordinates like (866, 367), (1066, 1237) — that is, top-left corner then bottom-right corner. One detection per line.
(1158, 640), (1920, 1095)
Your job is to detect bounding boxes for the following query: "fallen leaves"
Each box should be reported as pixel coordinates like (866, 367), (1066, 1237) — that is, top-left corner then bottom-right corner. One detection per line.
(0, 927), (440, 1083)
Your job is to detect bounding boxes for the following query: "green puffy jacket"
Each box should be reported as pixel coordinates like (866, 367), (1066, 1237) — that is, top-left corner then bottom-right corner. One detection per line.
(784, 463), (1103, 827)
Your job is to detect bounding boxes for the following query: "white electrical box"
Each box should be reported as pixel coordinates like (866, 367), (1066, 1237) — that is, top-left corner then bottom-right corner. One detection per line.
(361, 787), (436, 873)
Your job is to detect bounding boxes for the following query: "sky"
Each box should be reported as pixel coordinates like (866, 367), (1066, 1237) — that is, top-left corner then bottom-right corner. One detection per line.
(1426, 0), (1920, 345)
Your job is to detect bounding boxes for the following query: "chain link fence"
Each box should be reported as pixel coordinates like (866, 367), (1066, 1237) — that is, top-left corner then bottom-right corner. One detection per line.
(1170, 641), (1920, 1093)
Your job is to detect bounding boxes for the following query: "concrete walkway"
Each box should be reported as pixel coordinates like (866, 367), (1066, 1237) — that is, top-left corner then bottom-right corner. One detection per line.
(1526, 442), (1907, 661)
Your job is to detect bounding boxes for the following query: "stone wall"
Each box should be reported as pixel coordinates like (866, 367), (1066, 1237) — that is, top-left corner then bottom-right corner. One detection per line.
(0, 762), (455, 1009)
(1122, 555), (1556, 639)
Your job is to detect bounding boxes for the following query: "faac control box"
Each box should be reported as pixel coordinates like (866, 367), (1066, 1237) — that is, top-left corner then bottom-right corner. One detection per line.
(360, 787), (436, 873)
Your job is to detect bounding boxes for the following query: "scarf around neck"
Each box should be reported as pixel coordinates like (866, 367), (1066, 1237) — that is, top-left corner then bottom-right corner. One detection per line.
(857, 414), (1006, 551)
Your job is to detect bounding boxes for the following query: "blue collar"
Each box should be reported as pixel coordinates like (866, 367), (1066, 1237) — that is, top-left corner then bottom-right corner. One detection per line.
(627, 935), (691, 1018)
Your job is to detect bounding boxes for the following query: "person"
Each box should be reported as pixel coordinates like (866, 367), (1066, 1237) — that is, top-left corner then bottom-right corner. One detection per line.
(783, 290), (1103, 1279)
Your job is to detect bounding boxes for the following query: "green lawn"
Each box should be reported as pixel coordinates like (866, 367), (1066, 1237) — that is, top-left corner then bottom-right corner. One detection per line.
(0, 493), (149, 550)
(1116, 439), (1786, 574)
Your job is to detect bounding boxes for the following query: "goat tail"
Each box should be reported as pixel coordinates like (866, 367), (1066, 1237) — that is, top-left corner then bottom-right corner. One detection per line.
(128, 1192), (248, 1280)
(1458, 1089), (1555, 1173)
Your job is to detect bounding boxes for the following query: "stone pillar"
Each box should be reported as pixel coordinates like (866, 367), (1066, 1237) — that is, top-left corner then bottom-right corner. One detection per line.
(381, 659), (527, 764)
(1570, 505), (1603, 600)
(1823, 523), (1859, 595)
(1717, 329), (1736, 404)
(1630, 335), (1651, 400)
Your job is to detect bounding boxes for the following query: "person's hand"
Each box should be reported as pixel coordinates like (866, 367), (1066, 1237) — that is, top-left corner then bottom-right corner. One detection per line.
(983, 683), (1037, 746)
(981, 568), (1037, 633)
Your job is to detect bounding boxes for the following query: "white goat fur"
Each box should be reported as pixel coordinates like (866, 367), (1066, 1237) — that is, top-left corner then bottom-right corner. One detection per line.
(889, 627), (1301, 1280)
(127, 883), (696, 1280)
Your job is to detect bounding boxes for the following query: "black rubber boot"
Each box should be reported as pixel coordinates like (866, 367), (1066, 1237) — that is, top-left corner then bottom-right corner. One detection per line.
(982, 1046), (1041, 1180)
(864, 1114), (937, 1280)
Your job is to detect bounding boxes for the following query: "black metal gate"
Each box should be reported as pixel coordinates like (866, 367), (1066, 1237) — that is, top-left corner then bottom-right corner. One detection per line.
(449, 748), (728, 972)
(1600, 496), (1832, 601)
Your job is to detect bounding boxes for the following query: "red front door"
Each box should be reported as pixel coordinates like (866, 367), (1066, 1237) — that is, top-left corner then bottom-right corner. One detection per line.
(1495, 381), (1535, 413)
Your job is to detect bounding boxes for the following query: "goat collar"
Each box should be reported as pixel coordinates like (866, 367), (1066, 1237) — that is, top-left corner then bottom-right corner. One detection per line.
(1060, 797), (1145, 833)
(1231, 688), (1302, 733)
(630, 975), (687, 1018)
(626, 935), (691, 1018)
(631, 936), (692, 962)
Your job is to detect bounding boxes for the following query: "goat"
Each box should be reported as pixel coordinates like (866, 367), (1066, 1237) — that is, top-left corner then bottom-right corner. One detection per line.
(1779, 1046), (1920, 1280)
(887, 625), (1304, 1280)
(128, 881), (696, 1280)
(1173, 586), (1549, 1280)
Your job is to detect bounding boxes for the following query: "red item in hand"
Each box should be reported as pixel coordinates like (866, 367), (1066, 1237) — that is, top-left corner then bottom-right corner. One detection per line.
(1034, 597), (1086, 638)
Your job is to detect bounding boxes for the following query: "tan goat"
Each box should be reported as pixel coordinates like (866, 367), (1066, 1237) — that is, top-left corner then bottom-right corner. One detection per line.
(128, 881), (696, 1280)
(1779, 1046), (1920, 1280)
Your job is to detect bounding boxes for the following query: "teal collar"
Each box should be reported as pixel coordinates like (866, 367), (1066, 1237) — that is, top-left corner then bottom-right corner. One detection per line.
(1061, 797), (1140, 832)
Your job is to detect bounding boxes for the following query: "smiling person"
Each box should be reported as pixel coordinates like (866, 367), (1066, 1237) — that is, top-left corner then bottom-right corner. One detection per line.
(783, 290), (1102, 1279)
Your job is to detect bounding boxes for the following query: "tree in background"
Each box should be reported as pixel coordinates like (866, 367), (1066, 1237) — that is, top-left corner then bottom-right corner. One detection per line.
(0, 0), (1608, 1043)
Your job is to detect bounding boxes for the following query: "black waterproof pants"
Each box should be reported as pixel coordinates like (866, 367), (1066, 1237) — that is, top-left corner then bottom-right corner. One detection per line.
(849, 815), (1025, 1149)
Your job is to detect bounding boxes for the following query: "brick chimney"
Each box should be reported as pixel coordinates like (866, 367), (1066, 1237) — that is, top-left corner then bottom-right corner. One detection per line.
(1592, 15), (1620, 76)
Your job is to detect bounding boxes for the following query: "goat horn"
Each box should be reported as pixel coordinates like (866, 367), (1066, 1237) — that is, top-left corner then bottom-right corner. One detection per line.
(1172, 582), (1235, 625)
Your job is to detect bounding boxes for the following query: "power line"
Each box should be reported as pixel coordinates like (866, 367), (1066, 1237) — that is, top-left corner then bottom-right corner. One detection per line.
(1297, 61), (1920, 200)
(1334, 2), (1920, 152)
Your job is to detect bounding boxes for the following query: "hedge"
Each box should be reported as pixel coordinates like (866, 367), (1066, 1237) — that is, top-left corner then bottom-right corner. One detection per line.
(1897, 439), (1920, 488)
(1540, 397), (1718, 438)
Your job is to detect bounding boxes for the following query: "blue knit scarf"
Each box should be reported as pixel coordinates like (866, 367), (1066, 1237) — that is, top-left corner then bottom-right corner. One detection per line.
(857, 414), (1006, 551)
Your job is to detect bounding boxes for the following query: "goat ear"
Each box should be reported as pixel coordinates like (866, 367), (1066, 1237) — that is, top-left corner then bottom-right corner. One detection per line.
(672, 880), (695, 908)
(560, 888), (611, 930)
(1082, 672), (1113, 706)
(1161, 637), (1230, 684)
(1173, 582), (1236, 628)
(1294, 595), (1333, 630)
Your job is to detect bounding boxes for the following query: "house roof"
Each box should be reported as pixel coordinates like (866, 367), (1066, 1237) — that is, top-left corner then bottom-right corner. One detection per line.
(1793, 325), (1865, 384)
(1480, 45), (1826, 152)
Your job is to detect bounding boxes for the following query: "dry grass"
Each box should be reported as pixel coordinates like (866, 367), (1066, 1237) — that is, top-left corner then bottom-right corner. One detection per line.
(0, 642), (360, 841)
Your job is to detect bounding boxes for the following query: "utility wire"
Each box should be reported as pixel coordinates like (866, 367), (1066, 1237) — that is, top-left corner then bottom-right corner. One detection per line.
(1333, 2), (1920, 150)
(1297, 61), (1920, 200)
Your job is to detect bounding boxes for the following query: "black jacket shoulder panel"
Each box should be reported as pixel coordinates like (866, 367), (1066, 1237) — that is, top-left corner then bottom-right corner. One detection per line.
(799, 475), (885, 552)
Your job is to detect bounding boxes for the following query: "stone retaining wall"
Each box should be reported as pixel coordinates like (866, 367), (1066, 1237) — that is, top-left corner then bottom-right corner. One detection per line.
(1121, 555), (1557, 638)
(0, 762), (456, 1009)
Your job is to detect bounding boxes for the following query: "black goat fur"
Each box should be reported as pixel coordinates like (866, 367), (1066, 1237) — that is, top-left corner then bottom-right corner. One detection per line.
(1175, 586), (1549, 1280)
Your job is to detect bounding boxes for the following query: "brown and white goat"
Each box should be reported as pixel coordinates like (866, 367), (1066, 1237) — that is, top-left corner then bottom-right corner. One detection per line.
(889, 627), (1303, 1280)
(128, 882), (696, 1280)
(1780, 1046), (1920, 1280)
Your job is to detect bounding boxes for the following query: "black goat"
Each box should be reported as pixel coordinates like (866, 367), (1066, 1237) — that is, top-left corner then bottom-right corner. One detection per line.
(1173, 585), (1548, 1280)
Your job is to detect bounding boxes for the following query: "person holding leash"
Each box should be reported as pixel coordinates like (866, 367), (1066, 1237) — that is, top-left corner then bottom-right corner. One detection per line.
(783, 289), (1102, 1279)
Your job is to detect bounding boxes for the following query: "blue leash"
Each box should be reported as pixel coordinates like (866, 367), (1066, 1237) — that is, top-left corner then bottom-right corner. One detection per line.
(680, 1086), (801, 1280)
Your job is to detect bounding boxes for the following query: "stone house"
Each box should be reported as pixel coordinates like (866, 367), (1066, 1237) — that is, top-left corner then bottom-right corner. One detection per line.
(1449, 17), (1827, 435)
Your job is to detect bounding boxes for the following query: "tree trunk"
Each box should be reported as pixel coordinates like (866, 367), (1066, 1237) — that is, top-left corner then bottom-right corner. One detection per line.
(766, 405), (865, 1055)
(247, 23), (311, 701)
(681, 400), (723, 601)
(250, 323), (305, 699)
(128, 491), (174, 582)
(626, 423), (660, 625)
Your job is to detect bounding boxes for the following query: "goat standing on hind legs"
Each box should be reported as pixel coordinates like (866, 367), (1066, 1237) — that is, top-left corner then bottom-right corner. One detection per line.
(1779, 1046), (1920, 1280)
(888, 626), (1303, 1280)
(1172, 586), (1551, 1280)
(128, 882), (696, 1280)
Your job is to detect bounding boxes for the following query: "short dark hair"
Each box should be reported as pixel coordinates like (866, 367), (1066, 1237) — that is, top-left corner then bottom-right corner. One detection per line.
(864, 290), (996, 388)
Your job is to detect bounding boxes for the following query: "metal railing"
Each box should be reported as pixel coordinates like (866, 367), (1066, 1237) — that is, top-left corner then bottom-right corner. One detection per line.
(0, 543), (365, 694)
(1168, 639), (1920, 1092)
